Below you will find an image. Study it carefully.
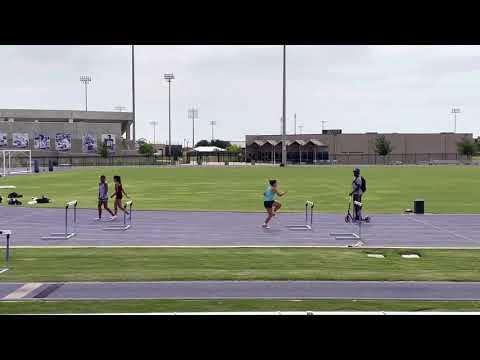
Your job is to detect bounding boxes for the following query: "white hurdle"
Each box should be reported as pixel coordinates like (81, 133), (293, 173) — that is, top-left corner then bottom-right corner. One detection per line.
(41, 200), (77, 240)
(0, 230), (12, 274)
(286, 201), (314, 230)
(103, 200), (133, 231)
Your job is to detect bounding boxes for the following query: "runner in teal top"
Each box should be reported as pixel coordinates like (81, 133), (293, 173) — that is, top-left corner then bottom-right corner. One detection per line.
(262, 179), (287, 229)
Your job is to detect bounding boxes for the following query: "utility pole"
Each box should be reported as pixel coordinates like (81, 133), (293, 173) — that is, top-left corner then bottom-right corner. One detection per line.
(164, 73), (175, 157)
(294, 113), (296, 135)
(281, 45), (287, 166)
(149, 121), (158, 144)
(298, 125), (303, 134)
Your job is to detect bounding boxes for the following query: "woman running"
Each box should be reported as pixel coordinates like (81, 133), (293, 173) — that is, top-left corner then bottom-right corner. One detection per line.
(262, 179), (287, 229)
(111, 175), (129, 216)
(96, 175), (115, 221)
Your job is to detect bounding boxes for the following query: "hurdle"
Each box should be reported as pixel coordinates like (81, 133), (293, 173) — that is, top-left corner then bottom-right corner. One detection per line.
(103, 200), (133, 231)
(286, 201), (314, 230)
(0, 230), (11, 274)
(41, 200), (77, 240)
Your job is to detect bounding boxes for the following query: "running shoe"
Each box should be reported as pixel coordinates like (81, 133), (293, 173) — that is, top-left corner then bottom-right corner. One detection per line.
(261, 224), (270, 229)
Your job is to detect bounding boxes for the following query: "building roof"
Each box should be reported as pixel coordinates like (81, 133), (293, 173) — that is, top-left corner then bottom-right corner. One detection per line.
(193, 146), (226, 152)
(0, 109), (133, 124)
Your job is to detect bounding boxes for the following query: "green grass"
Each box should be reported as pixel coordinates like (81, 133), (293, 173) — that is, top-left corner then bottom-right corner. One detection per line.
(2, 165), (479, 213)
(3, 248), (480, 282)
(3, 299), (480, 313)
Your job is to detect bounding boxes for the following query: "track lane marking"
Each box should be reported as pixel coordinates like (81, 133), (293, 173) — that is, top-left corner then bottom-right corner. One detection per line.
(2, 283), (43, 300)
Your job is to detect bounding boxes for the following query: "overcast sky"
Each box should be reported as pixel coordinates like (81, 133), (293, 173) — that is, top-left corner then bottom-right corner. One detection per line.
(0, 45), (478, 144)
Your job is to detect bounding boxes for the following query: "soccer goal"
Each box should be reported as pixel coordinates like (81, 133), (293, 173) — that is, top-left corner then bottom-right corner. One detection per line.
(0, 150), (32, 176)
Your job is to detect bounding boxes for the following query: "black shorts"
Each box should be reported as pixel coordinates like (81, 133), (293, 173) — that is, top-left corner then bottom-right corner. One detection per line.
(264, 201), (274, 209)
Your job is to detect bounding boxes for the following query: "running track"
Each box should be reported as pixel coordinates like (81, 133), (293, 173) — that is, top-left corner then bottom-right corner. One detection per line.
(3, 281), (480, 300)
(1, 207), (479, 248)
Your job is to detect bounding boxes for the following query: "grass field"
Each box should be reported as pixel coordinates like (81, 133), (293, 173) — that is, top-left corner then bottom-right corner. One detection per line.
(1, 165), (479, 213)
(3, 299), (480, 313)
(2, 248), (480, 282)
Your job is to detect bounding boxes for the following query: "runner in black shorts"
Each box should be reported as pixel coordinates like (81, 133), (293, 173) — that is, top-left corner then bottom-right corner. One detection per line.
(262, 179), (287, 229)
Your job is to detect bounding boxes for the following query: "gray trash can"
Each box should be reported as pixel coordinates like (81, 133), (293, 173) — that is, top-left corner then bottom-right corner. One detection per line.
(48, 160), (53, 172)
(33, 160), (39, 173)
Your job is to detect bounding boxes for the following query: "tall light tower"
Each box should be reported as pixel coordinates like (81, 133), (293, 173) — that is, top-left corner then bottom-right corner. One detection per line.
(209, 121), (217, 141)
(188, 108), (198, 147)
(79, 75), (92, 111)
(131, 45), (136, 142)
(164, 73), (175, 156)
(281, 45), (287, 166)
(451, 108), (461, 133)
(149, 121), (159, 144)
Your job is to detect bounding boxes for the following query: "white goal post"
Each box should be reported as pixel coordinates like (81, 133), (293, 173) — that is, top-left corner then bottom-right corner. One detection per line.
(0, 150), (32, 177)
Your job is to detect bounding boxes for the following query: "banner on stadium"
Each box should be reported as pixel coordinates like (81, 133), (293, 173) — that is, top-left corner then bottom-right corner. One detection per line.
(82, 134), (97, 153)
(55, 133), (72, 151)
(101, 134), (116, 152)
(0, 133), (8, 147)
(12, 133), (29, 148)
(34, 134), (50, 150)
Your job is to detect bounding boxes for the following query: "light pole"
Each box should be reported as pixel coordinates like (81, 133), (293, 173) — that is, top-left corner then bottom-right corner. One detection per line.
(210, 121), (217, 141)
(149, 121), (158, 144)
(281, 45), (287, 166)
(451, 108), (461, 133)
(298, 125), (303, 134)
(188, 108), (198, 147)
(79, 75), (92, 111)
(132, 45), (136, 142)
(164, 73), (175, 157)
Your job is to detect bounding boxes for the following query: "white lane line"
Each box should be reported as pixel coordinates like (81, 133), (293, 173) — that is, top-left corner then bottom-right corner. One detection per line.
(2, 283), (43, 300)
(409, 216), (475, 242)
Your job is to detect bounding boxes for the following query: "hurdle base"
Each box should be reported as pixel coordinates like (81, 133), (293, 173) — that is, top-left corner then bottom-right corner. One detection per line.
(286, 225), (313, 231)
(103, 225), (131, 231)
(330, 232), (360, 240)
(41, 232), (76, 240)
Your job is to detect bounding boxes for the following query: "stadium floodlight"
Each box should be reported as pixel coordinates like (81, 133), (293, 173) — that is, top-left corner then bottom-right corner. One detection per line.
(188, 108), (198, 147)
(209, 121), (217, 141)
(164, 73), (175, 158)
(149, 121), (159, 144)
(451, 108), (461, 133)
(79, 75), (92, 111)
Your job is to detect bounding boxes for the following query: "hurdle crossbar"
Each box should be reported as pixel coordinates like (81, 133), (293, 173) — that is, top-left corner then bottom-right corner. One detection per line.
(286, 201), (314, 230)
(41, 200), (77, 240)
(330, 219), (365, 243)
(104, 200), (133, 231)
(0, 230), (12, 274)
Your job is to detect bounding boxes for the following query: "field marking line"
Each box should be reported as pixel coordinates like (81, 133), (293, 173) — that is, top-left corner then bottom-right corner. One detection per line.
(409, 216), (475, 242)
(2, 283), (43, 300)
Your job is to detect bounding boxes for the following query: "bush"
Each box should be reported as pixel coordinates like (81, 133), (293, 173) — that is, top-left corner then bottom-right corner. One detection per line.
(226, 144), (241, 153)
(138, 143), (155, 156)
(374, 135), (394, 157)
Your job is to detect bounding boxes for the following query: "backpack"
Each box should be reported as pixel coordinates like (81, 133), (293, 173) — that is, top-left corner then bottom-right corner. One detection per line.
(361, 176), (367, 193)
(36, 195), (50, 204)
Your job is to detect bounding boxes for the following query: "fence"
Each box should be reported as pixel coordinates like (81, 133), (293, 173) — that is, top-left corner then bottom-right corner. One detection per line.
(247, 152), (471, 165)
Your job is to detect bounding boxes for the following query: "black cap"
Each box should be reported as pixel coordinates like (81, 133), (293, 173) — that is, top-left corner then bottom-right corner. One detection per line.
(353, 168), (360, 173)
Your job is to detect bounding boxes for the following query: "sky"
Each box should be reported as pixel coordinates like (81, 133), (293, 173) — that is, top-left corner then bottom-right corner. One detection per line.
(0, 45), (479, 144)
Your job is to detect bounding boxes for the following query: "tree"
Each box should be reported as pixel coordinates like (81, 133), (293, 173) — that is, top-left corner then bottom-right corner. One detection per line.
(138, 143), (155, 156)
(211, 139), (231, 149)
(98, 143), (108, 158)
(136, 138), (148, 146)
(226, 144), (241, 153)
(195, 140), (210, 147)
(457, 136), (476, 159)
(374, 135), (393, 163)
